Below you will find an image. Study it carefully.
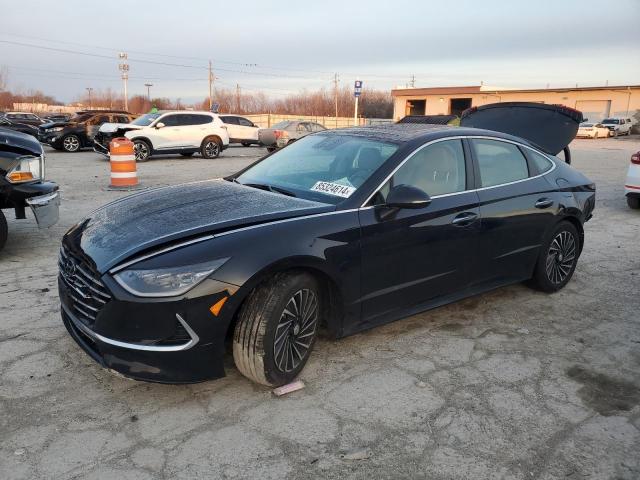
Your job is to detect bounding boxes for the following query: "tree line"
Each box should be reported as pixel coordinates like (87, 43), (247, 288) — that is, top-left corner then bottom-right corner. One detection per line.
(0, 67), (393, 118)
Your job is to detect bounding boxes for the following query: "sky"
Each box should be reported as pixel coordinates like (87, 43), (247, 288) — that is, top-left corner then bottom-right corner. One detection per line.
(1, 0), (639, 103)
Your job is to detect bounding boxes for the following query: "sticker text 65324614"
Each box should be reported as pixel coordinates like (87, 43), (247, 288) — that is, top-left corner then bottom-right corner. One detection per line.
(310, 181), (356, 198)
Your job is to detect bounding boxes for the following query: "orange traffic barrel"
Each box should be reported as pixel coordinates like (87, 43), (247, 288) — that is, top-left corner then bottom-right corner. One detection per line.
(108, 137), (139, 189)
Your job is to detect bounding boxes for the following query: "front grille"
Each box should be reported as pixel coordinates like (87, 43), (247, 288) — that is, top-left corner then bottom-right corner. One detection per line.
(59, 247), (111, 327)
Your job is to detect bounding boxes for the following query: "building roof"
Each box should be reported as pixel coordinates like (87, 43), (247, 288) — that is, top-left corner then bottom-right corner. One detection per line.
(391, 84), (640, 97)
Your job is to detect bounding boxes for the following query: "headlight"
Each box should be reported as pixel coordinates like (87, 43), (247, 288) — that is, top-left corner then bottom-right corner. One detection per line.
(6, 155), (44, 183)
(49, 127), (64, 132)
(114, 258), (229, 297)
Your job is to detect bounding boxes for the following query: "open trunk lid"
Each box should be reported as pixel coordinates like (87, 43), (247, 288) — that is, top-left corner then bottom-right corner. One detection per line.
(460, 102), (583, 155)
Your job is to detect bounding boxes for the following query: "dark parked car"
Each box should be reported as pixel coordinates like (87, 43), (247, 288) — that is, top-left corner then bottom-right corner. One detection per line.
(0, 116), (39, 137)
(58, 104), (594, 386)
(0, 128), (60, 251)
(38, 110), (135, 152)
(1, 112), (45, 127)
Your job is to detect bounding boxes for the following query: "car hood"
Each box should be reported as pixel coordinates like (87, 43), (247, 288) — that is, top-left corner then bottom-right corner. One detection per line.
(99, 123), (142, 133)
(64, 179), (332, 273)
(460, 102), (584, 155)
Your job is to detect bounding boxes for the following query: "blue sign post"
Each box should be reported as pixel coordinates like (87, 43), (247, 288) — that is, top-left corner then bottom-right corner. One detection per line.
(354, 80), (363, 126)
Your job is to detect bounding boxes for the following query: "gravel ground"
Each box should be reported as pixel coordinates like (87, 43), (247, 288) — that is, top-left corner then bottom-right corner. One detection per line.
(1, 138), (639, 480)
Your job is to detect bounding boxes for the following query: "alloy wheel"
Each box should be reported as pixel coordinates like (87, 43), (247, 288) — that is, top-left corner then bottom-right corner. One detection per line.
(545, 231), (576, 284)
(63, 136), (80, 152)
(133, 141), (149, 161)
(273, 289), (318, 373)
(204, 141), (219, 158)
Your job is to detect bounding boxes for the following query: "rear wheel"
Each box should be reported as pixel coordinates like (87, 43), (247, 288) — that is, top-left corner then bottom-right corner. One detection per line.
(528, 221), (579, 292)
(628, 196), (640, 209)
(0, 210), (7, 252)
(201, 137), (221, 159)
(133, 139), (151, 162)
(233, 272), (321, 387)
(62, 134), (80, 152)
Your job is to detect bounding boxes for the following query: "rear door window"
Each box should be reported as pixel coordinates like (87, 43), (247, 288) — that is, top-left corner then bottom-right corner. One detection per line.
(471, 139), (529, 188)
(190, 114), (213, 125)
(221, 116), (238, 125)
(238, 117), (254, 127)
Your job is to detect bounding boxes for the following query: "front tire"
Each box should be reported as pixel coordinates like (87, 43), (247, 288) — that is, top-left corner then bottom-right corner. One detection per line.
(0, 210), (7, 252)
(62, 134), (81, 152)
(628, 196), (640, 209)
(528, 221), (579, 292)
(201, 137), (221, 159)
(133, 139), (151, 162)
(233, 272), (321, 387)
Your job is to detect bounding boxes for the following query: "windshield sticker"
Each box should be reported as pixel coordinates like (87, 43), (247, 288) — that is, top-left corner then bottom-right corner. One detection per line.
(310, 181), (356, 198)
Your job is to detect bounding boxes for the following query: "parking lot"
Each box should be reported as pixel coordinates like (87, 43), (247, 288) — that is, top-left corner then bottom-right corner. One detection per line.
(1, 137), (639, 479)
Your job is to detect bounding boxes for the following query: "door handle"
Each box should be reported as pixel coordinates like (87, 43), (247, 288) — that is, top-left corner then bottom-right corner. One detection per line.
(535, 198), (553, 209)
(452, 212), (478, 226)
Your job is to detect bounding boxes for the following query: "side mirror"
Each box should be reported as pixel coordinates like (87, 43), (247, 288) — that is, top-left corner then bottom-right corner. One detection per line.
(385, 184), (432, 209)
(155, 122), (165, 129)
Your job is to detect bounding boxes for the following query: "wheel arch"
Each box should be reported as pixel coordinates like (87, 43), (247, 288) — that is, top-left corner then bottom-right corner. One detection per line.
(224, 256), (346, 341)
(558, 214), (584, 255)
(202, 134), (222, 146)
(129, 136), (154, 150)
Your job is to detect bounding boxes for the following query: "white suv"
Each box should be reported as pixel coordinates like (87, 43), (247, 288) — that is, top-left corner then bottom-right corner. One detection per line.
(601, 117), (633, 137)
(96, 111), (229, 161)
(625, 151), (640, 209)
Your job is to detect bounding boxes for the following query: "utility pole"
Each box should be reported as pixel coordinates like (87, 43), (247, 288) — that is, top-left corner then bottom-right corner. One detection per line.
(334, 73), (339, 127)
(85, 87), (93, 109)
(144, 83), (153, 102)
(208, 60), (214, 110)
(410, 74), (415, 88)
(236, 83), (241, 113)
(118, 52), (129, 111)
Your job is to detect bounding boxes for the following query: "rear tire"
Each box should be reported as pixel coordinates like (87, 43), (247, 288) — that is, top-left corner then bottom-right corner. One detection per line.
(133, 139), (151, 162)
(528, 221), (580, 293)
(233, 272), (321, 387)
(201, 137), (221, 159)
(627, 196), (640, 209)
(0, 210), (7, 252)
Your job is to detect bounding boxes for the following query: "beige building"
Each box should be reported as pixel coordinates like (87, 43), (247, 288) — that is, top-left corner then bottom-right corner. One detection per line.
(391, 85), (640, 124)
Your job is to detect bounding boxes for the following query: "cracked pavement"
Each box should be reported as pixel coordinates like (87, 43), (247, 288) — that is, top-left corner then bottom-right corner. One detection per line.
(1, 139), (639, 479)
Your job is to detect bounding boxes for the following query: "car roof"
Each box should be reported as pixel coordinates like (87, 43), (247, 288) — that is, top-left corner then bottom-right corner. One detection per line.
(158, 110), (216, 115)
(317, 123), (532, 147)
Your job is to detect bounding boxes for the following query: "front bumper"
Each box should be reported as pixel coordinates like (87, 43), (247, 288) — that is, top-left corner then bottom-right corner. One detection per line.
(38, 131), (63, 146)
(58, 269), (238, 383)
(26, 191), (60, 228)
(93, 138), (110, 157)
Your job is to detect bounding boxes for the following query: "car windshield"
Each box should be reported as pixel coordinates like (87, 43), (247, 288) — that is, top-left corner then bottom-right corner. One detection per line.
(132, 113), (161, 126)
(601, 118), (619, 124)
(236, 134), (399, 205)
(272, 121), (292, 129)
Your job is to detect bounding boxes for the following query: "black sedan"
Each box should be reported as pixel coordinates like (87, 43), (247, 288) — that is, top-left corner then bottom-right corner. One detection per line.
(58, 109), (595, 386)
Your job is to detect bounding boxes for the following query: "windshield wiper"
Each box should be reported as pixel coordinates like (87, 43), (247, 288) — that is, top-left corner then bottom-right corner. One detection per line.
(241, 182), (297, 197)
